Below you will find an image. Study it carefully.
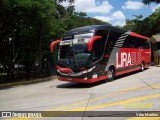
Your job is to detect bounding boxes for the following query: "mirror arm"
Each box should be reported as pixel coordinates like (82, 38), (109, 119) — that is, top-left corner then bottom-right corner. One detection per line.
(87, 36), (102, 51)
(50, 40), (61, 52)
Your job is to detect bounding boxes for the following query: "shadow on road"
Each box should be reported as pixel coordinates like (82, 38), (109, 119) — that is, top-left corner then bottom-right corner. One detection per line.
(115, 68), (149, 80)
(56, 80), (105, 89)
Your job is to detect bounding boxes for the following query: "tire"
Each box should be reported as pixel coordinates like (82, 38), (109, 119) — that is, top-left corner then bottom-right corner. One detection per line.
(141, 63), (145, 72)
(107, 68), (115, 81)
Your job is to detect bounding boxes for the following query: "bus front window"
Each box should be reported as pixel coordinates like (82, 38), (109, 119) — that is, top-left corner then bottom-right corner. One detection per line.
(59, 45), (71, 59)
(72, 44), (91, 67)
(58, 44), (91, 68)
(57, 45), (71, 66)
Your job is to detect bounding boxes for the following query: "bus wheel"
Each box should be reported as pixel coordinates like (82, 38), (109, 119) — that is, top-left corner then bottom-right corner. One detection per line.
(107, 68), (115, 81)
(141, 63), (145, 71)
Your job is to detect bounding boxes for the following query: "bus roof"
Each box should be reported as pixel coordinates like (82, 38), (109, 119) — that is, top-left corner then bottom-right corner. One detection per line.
(130, 32), (150, 40)
(64, 25), (127, 36)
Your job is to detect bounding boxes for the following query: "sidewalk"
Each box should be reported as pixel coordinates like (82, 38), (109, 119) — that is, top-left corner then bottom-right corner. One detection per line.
(0, 76), (57, 89)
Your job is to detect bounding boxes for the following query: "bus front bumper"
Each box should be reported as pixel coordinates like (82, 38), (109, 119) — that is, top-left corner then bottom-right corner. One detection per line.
(57, 75), (108, 83)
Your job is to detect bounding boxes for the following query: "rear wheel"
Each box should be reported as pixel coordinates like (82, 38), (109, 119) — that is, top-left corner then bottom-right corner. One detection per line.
(141, 62), (145, 71)
(107, 68), (115, 81)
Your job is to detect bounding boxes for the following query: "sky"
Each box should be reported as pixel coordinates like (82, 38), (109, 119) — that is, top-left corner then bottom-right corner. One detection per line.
(62, 0), (160, 26)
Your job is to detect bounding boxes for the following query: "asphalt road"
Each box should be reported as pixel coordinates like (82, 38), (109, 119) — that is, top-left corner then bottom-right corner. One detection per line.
(0, 66), (160, 120)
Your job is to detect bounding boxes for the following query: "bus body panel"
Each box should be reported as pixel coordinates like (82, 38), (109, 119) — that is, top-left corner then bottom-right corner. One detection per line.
(50, 25), (151, 83)
(115, 48), (151, 76)
(57, 75), (107, 83)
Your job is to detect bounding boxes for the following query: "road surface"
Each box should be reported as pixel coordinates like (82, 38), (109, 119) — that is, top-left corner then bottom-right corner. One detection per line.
(0, 66), (160, 120)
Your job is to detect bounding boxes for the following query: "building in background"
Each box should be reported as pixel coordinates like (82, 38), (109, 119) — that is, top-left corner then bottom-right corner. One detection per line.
(151, 34), (160, 66)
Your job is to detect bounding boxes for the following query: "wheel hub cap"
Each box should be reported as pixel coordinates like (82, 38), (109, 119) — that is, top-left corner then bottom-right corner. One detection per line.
(107, 71), (112, 79)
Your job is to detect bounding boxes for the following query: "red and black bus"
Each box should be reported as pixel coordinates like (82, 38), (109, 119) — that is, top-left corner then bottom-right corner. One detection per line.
(50, 25), (151, 83)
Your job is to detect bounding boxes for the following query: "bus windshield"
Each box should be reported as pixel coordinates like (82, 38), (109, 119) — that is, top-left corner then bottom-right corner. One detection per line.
(58, 44), (91, 68)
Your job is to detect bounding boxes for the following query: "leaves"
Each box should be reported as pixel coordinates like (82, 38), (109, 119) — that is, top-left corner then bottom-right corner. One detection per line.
(124, 7), (160, 37)
(142, 0), (160, 5)
(0, 0), (108, 80)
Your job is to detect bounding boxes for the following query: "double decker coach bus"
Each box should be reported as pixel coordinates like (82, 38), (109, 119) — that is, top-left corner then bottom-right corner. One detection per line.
(50, 25), (151, 83)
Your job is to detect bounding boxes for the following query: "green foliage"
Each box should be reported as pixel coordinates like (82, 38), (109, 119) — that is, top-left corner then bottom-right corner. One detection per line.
(0, 0), (108, 80)
(142, 0), (160, 5)
(124, 8), (160, 37)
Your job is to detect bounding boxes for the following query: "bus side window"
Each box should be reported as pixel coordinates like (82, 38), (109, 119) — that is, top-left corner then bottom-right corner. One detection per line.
(135, 38), (143, 49)
(123, 36), (131, 48)
(92, 30), (108, 61)
(135, 38), (150, 49)
(92, 38), (104, 60)
(144, 40), (150, 49)
(93, 41), (99, 60)
(123, 36), (137, 48)
(123, 36), (150, 49)
(106, 32), (121, 53)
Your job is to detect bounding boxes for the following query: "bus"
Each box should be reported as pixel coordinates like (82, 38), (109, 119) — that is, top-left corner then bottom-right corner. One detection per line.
(50, 25), (151, 83)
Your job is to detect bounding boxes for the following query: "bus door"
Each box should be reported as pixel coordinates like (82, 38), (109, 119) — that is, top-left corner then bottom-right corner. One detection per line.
(91, 30), (109, 76)
(144, 40), (151, 66)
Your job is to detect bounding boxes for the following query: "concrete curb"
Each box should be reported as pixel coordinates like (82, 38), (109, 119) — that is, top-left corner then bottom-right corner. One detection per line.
(155, 65), (160, 67)
(0, 76), (57, 89)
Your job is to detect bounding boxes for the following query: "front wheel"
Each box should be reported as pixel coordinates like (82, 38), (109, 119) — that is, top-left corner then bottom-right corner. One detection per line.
(107, 68), (115, 81)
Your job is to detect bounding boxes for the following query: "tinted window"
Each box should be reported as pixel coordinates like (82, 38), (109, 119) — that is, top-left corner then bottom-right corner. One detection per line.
(107, 32), (121, 48)
(123, 35), (150, 49)
(59, 45), (71, 59)
(123, 36), (136, 48)
(105, 32), (122, 54)
(92, 30), (108, 61)
(92, 40), (103, 60)
(143, 40), (150, 49)
(134, 38), (144, 48)
(157, 42), (160, 50)
(72, 44), (87, 54)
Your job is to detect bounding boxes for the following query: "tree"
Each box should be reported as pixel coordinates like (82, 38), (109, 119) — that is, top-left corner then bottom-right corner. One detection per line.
(142, 0), (160, 5)
(0, 0), (109, 82)
(124, 14), (143, 32)
(124, 8), (160, 37)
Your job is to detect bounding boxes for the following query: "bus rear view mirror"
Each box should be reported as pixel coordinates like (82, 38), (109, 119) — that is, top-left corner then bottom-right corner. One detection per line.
(50, 40), (61, 52)
(88, 36), (102, 51)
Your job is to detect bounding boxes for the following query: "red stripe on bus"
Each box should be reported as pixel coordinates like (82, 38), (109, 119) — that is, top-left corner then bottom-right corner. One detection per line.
(116, 66), (140, 76)
(57, 65), (72, 74)
(130, 32), (150, 40)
